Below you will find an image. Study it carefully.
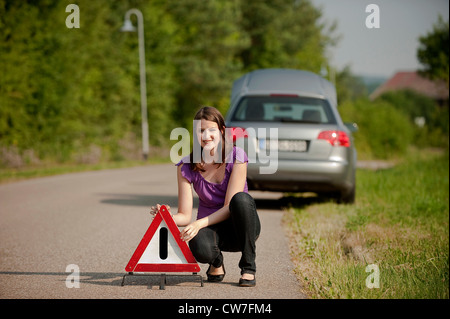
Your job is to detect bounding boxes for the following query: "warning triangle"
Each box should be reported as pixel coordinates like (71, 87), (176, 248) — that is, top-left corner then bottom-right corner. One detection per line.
(125, 205), (200, 273)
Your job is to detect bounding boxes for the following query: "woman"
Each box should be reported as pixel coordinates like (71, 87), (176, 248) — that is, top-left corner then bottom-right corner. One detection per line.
(150, 106), (260, 287)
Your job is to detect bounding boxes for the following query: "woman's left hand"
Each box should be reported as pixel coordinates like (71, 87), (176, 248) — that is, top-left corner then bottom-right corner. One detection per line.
(149, 204), (171, 219)
(180, 220), (202, 242)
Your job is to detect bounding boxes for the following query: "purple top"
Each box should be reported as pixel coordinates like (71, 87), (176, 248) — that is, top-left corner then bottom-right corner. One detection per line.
(176, 146), (248, 219)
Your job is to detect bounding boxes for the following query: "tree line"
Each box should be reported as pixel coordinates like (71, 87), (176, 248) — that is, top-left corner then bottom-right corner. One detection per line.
(0, 0), (335, 166)
(2, 1), (447, 167)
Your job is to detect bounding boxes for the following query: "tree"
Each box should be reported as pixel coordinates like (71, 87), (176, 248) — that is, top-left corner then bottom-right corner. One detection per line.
(164, 0), (249, 128)
(334, 66), (368, 103)
(0, 0), (337, 166)
(417, 16), (449, 85)
(238, 0), (334, 73)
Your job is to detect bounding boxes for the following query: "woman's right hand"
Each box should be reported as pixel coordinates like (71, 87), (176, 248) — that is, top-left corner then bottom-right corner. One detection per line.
(149, 205), (159, 218)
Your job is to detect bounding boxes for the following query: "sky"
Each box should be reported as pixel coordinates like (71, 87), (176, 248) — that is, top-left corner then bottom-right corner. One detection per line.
(311, 0), (449, 78)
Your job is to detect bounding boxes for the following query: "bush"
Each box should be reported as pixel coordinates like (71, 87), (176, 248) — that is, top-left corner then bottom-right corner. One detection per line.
(340, 98), (414, 159)
(378, 90), (449, 148)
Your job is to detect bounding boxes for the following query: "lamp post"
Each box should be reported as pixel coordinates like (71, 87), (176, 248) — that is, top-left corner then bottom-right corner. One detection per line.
(121, 8), (149, 160)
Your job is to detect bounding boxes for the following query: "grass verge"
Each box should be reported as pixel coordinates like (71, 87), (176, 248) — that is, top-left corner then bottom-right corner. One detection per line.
(284, 149), (449, 299)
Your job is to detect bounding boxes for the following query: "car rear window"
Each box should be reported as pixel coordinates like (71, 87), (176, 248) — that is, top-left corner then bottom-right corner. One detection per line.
(231, 96), (336, 124)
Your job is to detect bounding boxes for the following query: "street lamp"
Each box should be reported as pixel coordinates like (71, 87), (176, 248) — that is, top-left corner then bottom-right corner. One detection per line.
(121, 8), (149, 160)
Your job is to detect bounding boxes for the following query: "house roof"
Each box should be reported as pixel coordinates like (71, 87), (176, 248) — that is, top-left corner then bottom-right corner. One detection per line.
(370, 71), (449, 100)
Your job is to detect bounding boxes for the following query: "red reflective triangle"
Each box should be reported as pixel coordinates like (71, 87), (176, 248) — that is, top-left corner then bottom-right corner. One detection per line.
(125, 205), (200, 273)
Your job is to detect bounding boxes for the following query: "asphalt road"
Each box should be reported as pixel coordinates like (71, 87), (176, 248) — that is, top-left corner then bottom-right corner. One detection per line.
(0, 164), (305, 299)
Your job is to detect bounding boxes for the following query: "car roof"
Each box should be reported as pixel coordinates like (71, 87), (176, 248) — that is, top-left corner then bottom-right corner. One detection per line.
(231, 68), (337, 108)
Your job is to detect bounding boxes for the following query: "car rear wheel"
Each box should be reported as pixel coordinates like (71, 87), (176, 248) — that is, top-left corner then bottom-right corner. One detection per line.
(337, 185), (355, 204)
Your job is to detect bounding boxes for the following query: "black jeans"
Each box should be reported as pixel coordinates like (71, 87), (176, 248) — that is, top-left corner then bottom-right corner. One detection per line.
(189, 192), (261, 275)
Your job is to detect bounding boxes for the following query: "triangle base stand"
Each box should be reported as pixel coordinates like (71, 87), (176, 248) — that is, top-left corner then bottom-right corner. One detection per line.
(121, 272), (204, 290)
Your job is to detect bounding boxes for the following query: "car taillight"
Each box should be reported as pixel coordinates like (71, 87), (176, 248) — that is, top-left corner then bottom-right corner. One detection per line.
(317, 130), (350, 147)
(230, 127), (249, 142)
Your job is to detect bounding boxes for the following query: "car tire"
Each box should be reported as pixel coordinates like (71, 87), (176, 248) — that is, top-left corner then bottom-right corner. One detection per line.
(338, 185), (355, 204)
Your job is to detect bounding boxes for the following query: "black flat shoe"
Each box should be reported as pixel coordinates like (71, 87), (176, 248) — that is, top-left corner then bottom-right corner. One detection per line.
(206, 264), (225, 282)
(239, 275), (256, 287)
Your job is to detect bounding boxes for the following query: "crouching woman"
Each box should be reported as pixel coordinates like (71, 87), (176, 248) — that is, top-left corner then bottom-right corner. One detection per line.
(151, 106), (260, 287)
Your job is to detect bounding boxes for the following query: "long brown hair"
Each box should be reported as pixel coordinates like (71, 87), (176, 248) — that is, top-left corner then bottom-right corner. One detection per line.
(190, 106), (228, 172)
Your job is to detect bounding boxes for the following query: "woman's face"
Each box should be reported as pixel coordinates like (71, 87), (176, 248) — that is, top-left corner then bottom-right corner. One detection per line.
(197, 119), (223, 152)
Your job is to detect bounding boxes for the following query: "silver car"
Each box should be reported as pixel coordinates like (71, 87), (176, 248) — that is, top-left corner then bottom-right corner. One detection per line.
(225, 68), (357, 204)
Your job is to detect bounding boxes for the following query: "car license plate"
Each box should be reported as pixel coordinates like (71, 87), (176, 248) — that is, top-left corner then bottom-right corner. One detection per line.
(261, 139), (307, 152)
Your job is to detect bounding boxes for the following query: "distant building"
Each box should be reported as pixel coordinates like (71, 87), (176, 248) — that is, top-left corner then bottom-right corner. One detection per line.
(370, 71), (449, 104)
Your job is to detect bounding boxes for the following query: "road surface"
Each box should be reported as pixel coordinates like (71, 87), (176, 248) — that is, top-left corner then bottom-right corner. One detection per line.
(0, 164), (305, 299)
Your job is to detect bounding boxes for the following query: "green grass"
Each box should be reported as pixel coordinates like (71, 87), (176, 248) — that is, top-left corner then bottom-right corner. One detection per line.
(285, 149), (449, 299)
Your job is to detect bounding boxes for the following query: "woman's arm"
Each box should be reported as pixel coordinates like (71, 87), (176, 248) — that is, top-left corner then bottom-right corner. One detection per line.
(223, 161), (247, 206)
(172, 164), (194, 227)
(180, 161), (247, 242)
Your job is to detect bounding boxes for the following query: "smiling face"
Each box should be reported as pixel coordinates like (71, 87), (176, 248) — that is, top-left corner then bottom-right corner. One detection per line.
(197, 119), (223, 152)
(191, 106), (228, 168)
